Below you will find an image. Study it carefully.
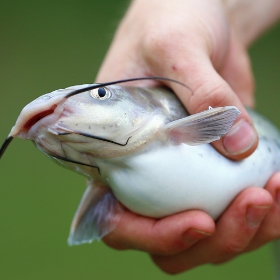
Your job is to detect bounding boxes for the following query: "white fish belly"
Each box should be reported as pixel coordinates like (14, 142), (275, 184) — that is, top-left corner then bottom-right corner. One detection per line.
(106, 138), (280, 219)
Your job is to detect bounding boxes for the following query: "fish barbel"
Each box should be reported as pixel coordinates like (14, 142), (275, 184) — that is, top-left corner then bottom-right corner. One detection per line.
(1, 79), (280, 246)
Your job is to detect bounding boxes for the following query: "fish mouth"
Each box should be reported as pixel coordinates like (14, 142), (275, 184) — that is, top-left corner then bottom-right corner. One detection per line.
(23, 105), (57, 131)
(0, 105), (60, 158)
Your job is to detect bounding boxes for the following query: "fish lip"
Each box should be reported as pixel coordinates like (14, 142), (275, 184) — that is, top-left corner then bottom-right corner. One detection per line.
(23, 105), (57, 132)
(8, 89), (71, 139)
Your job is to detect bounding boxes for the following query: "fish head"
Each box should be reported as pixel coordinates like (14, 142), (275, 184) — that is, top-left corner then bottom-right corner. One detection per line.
(57, 85), (161, 143)
(6, 84), (165, 159)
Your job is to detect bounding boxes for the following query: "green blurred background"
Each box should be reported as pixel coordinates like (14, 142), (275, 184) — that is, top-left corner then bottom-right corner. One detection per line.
(0, 1), (279, 279)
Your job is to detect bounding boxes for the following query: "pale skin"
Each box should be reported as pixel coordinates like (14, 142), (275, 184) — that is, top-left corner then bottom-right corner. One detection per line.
(96, 0), (280, 274)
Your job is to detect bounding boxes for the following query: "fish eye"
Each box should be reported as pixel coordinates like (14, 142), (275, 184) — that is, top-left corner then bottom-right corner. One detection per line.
(90, 87), (111, 100)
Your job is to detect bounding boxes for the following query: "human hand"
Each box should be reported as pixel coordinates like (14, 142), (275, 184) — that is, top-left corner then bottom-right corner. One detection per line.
(103, 173), (280, 274)
(96, 0), (280, 273)
(96, 0), (261, 160)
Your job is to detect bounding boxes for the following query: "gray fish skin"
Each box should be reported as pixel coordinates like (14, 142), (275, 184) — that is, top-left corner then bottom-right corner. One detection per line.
(6, 85), (280, 245)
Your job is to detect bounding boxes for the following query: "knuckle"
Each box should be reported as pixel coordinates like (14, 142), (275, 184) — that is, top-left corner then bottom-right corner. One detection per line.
(150, 244), (172, 256)
(142, 25), (181, 61)
(190, 81), (231, 113)
(151, 243), (185, 256)
(219, 239), (246, 255)
(148, 225), (189, 255)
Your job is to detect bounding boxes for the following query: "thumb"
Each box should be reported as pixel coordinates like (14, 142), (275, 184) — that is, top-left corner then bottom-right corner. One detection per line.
(162, 52), (258, 160)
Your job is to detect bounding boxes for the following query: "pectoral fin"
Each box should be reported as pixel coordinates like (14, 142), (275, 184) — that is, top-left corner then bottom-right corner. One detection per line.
(163, 106), (240, 145)
(68, 183), (122, 245)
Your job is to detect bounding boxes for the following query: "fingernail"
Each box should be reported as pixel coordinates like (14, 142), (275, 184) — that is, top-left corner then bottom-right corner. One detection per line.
(246, 205), (270, 228)
(222, 120), (257, 155)
(182, 228), (211, 245)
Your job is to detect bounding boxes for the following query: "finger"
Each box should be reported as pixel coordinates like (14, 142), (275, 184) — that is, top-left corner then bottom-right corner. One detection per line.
(158, 53), (258, 160)
(151, 187), (272, 274)
(142, 31), (258, 160)
(212, 187), (272, 263)
(102, 208), (215, 255)
(246, 173), (280, 251)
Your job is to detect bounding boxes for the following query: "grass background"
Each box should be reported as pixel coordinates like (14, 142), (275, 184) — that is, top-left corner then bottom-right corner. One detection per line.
(0, 1), (279, 279)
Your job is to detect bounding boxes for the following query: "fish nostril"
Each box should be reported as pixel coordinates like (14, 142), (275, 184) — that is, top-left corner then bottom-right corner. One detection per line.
(23, 105), (57, 131)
